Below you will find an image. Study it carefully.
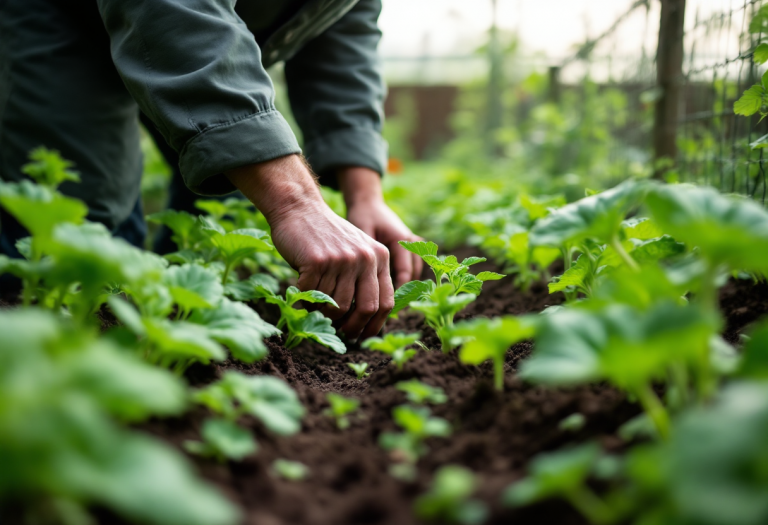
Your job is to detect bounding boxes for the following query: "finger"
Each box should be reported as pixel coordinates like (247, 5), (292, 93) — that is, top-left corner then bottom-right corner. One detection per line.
(391, 241), (414, 289)
(297, 269), (321, 293)
(323, 271), (355, 321)
(361, 265), (395, 340)
(308, 270), (337, 313)
(340, 267), (379, 341)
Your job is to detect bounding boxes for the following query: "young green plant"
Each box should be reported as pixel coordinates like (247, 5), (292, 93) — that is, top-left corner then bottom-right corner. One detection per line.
(362, 331), (421, 369)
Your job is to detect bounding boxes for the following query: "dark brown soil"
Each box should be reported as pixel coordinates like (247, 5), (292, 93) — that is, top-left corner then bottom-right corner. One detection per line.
(136, 251), (768, 525)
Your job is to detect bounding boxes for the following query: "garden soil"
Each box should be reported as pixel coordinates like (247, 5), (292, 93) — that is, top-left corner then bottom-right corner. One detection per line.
(134, 250), (767, 525)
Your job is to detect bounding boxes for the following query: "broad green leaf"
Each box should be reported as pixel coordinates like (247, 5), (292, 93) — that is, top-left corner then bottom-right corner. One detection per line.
(0, 180), (87, 239)
(750, 5), (768, 33)
(184, 418), (257, 461)
(392, 405), (451, 438)
(548, 254), (592, 294)
(734, 85), (765, 116)
(271, 459), (309, 481)
(228, 373), (305, 436)
(399, 240), (438, 257)
(107, 296), (146, 336)
(210, 228), (273, 264)
(475, 271), (505, 282)
(163, 264), (223, 310)
(393, 280), (433, 314)
(144, 319), (226, 365)
(504, 443), (601, 506)
(189, 298), (280, 363)
(21, 147), (81, 188)
(591, 265), (688, 310)
(461, 256), (487, 266)
(362, 331), (421, 354)
(529, 180), (647, 248)
(645, 184), (768, 272)
(756, 43), (768, 64)
(224, 273), (280, 301)
(147, 210), (199, 250)
(519, 193), (567, 221)
(622, 217), (664, 240)
(630, 235), (685, 264)
(285, 286), (338, 308)
(288, 311), (346, 354)
(735, 322), (768, 380)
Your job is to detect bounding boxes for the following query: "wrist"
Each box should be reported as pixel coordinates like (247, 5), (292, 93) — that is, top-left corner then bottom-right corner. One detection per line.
(337, 167), (384, 208)
(225, 154), (326, 224)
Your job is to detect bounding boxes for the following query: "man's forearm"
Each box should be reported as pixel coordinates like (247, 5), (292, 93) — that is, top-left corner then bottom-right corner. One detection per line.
(337, 166), (383, 207)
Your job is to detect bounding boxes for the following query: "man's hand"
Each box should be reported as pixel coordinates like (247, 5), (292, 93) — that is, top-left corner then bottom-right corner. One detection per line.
(226, 155), (393, 341)
(338, 167), (423, 289)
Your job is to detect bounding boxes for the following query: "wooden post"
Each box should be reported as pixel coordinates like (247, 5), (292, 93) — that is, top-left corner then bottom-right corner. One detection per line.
(548, 66), (561, 104)
(653, 0), (686, 179)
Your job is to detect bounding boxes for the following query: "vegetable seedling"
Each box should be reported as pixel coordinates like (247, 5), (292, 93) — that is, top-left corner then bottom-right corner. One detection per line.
(362, 331), (421, 369)
(348, 362), (370, 379)
(449, 315), (537, 391)
(393, 240), (504, 351)
(415, 465), (488, 525)
(396, 379), (447, 405)
(255, 285), (346, 354)
(504, 443), (615, 525)
(379, 405), (451, 464)
(324, 393), (360, 430)
(183, 418), (257, 462)
(271, 459), (310, 481)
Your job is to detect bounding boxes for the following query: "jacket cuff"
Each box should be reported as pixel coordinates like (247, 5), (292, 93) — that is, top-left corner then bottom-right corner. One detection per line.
(303, 127), (388, 188)
(179, 109), (302, 195)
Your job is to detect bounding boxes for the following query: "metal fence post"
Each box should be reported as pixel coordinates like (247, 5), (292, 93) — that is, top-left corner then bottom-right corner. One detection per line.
(653, 0), (687, 179)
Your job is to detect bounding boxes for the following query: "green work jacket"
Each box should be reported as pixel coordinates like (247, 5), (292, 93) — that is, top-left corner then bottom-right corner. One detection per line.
(0, 0), (386, 230)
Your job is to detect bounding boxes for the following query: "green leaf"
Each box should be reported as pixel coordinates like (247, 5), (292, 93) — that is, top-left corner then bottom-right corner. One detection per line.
(630, 235), (685, 264)
(184, 418), (257, 462)
(232, 374), (305, 436)
(645, 184), (768, 272)
(21, 147), (81, 188)
(224, 273), (280, 301)
(271, 459), (310, 481)
(287, 311), (346, 354)
(324, 392), (360, 429)
(622, 217), (664, 240)
(393, 280), (433, 314)
(750, 6), (768, 33)
(362, 331), (422, 354)
(503, 443), (601, 507)
(735, 322), (768, 380)
(475, 271), (505, 282)
(396, 379), (447, 405)
(750, 133), (768, 150)
(348, 362), (370, 379)
(147, 210), (199, 250)
(144, 319), (227, 366)
(392, 405), (451, 439)
(189, 298), (280, 363)
(548, 253), (592, 294)
(163, 264), (223, 310)
(0, 180), (87, 239)
(756, 43), (768, 64)
(399, 240), (438, 257)
(461, 256), (486, 266)
(209, 228), (273, 265)
(529, 180), (647, 248)
(734, 85), (765, 116)
(285, 286), (338, 308)
(415, 466), (487, 525)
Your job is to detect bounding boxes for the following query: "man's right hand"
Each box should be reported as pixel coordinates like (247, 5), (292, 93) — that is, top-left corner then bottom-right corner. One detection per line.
(226, 155), (394, 341)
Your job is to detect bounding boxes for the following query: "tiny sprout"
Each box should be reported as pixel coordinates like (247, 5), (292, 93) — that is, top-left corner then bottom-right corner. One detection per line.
(324, 393), (360, 430)
(362, 331), (421, 370)
(396, 379), (447, 405)
(272, 459), (310, 481)
(348, 362), (370, 379)
(415, 465), (488, 525)
(558, 413), (586, 432)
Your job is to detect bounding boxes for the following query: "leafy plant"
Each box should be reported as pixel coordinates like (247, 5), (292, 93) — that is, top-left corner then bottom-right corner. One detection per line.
(396, 379), (448, 405)
(362, 331), (421, 369)
(379, 405), (451, 464)
(504, 443), (615, 525)
(324, 393), (361, 430)
(189, 372), (304, 460)
(255, 285), (346, 353)
(415, 465), (488, 525)
(393, 241), (504, 350)
(348, 362), (370, 379)
(271, 459), (310, 481)
(449, 316), (537, 391)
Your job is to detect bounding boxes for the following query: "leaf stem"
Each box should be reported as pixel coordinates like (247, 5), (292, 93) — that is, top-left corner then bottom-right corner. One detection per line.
(494, 358), (504, 391)
(634, 383), (670, 440)
(610, 234), (639, 272)
(567, 487), (614, 525)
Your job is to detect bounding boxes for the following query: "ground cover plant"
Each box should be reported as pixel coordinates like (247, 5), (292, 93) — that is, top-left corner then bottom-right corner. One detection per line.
(3, 142), (768, 525)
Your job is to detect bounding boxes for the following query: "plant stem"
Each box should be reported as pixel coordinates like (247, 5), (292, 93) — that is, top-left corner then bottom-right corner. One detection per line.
(567, 487), (614, 525)
(494, 359), (504, 391)
(221, 262), (232, 285)
(634, 383), (670, 440)
(611, 234), (639, 272)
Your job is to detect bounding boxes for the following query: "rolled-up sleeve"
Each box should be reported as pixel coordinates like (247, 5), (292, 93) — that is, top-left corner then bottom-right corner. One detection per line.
(284, 0), (387, 187)
(97, 0), (301, 195)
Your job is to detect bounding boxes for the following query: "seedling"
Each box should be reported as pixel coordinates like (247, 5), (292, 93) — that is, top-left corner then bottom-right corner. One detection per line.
(393, 240), (505, 351)
(559, 413), (587, 432)
(189, 372), (305, 460)
(199, 217), (274, 284)
(362, 331), (421, 369)
(271, 459), (310, 481)
(504, 443), (615, 525)
(396, 379), (447, 405)
(324, 393), (360, 430)
(415, 466), (488, 525)
(348, 362), (370, 379)
(255, 286), (346, 354)
(379, 405), (451, 464)
(449, 316), (537, 391)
